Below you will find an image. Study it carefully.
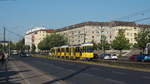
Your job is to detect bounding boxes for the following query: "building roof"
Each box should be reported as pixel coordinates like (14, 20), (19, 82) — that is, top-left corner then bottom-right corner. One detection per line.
(36, 29), (55, 33)
(55, 21), (150, 32)
(136, 24), (150, 28)
(26, 29), (55, 35)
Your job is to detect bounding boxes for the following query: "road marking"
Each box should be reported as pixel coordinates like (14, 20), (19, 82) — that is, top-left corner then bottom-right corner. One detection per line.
(10, 62), (31, 84)
(106, 78), (126, 84)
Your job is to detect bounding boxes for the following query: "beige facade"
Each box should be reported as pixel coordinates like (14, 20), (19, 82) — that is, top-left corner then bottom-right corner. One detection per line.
(56, 21), (150, 45)
(25, 29), (54, 52)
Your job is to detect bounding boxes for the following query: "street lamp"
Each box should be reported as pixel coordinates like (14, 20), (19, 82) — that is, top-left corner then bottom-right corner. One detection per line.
(100, 26), (106, 54)
(79, 27), (86, 44)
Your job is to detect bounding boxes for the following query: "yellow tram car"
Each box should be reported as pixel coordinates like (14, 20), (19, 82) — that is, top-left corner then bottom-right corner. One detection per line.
(50, 43), (94, 60)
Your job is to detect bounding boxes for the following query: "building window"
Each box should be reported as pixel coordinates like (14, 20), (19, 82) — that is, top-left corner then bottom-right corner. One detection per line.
(92, 36), (94, 38)
(134, 27), (136, 29)
(127, 33), (129, 36)
(110, 36), (112, 39)
(134, 33), (137, 36)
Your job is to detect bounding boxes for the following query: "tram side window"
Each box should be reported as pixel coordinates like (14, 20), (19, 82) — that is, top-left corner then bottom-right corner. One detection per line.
(58, 48), (60, 52)
(87, 46), (93, 52)
(61, 48), (64, 52)
(83, 47), (86, 52)
(75, 47), (79, 52)
(66, 48), (69, 52)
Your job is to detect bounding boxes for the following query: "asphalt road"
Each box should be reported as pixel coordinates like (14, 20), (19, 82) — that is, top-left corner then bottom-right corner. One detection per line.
(13, 55), (150, 84)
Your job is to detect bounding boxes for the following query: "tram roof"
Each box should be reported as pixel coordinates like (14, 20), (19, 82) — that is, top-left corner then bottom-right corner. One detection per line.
(80, 43), (93, 46)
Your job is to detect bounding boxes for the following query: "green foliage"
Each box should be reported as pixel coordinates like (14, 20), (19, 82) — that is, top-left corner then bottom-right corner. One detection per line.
(25, 45), (30, 51)
(97, 37), (111, 50)
(97, 42), (111, 50)
(32, 44), (36, 52)
(38, 33), (68, 50)
(135, 30), (149, 51)
(0, 44), (3, 52)
(15, 39), (25, 51)
(112, 30), (130, 50)
(92, 35), (110, 50)
(6, 41), (16, 50)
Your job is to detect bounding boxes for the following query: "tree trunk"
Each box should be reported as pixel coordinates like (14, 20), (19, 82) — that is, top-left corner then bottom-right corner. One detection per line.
(119, 50), (122, 57)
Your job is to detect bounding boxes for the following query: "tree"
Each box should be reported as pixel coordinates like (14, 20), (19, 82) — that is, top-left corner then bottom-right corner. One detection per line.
(25, 45), (30, 52)
(135, 30), (149, 52)
(97, 35), (111, 50)
(111, 30), (130, 56)
(0, 44), (3, 52)
(38, 33), (68, 51)
(92, 41), (98, 50)
(15, 39), (25, 51)
(32, 44), (36, 52)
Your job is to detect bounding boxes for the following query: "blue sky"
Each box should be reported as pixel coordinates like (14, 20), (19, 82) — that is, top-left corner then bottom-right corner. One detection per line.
(0, 0), (150, 41)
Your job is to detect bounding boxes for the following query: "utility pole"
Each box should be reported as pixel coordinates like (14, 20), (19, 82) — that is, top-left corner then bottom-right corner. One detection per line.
(80, 27), (86, 44)
(3, 27), (6, 52)
(100, 26), (103, 52)
(9, 41), (11, 57)
(83, 27), (86, 43)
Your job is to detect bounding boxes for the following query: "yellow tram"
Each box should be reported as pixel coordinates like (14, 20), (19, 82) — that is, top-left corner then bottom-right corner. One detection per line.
(50, 43), (94, 60)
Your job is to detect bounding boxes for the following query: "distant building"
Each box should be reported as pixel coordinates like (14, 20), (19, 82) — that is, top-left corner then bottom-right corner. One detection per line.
(56, 21), (150, 45)
(24, 27), (54, 52)
(25, 21), (150, 51)
(0, 41), (9, 46)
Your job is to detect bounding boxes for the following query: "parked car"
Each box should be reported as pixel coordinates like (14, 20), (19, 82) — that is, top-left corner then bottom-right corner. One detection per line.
(20, 52), (31, 57)
(110, 54), (118, 60)
(129, 54), (150, 62)
(98, 53), (118, 60)
(98, 53), (111, 60)
(26, 53), (31, 57)
(92, 53), (98, 59)
(129, 54), (139, 61)
(144, 55), (150, 62)
(137, 54), (150, 62)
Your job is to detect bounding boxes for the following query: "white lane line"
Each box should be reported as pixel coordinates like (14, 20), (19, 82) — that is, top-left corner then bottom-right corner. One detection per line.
(106, 78), (126, 84)
(10, 62), (31, 84)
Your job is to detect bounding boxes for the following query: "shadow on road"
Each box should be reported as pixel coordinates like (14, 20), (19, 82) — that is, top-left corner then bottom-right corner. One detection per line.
(0, 69), (30, 84)
(43, 66), (90, 84)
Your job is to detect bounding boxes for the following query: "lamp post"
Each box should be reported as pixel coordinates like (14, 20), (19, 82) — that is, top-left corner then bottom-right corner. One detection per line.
(101, 26), (104, 54)
(79, 27), (86, 44)
(3, 27), (6, 52)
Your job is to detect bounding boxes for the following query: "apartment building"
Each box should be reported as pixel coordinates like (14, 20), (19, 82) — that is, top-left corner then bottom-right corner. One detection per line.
(56, 21), (150, 45)
(33, 29), (54, 51)
(25, 27), (54, 52)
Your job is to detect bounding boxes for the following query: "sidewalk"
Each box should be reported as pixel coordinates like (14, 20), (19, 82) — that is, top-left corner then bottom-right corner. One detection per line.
(0, 57), (66, 84)
(0, 59), (26, 84)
